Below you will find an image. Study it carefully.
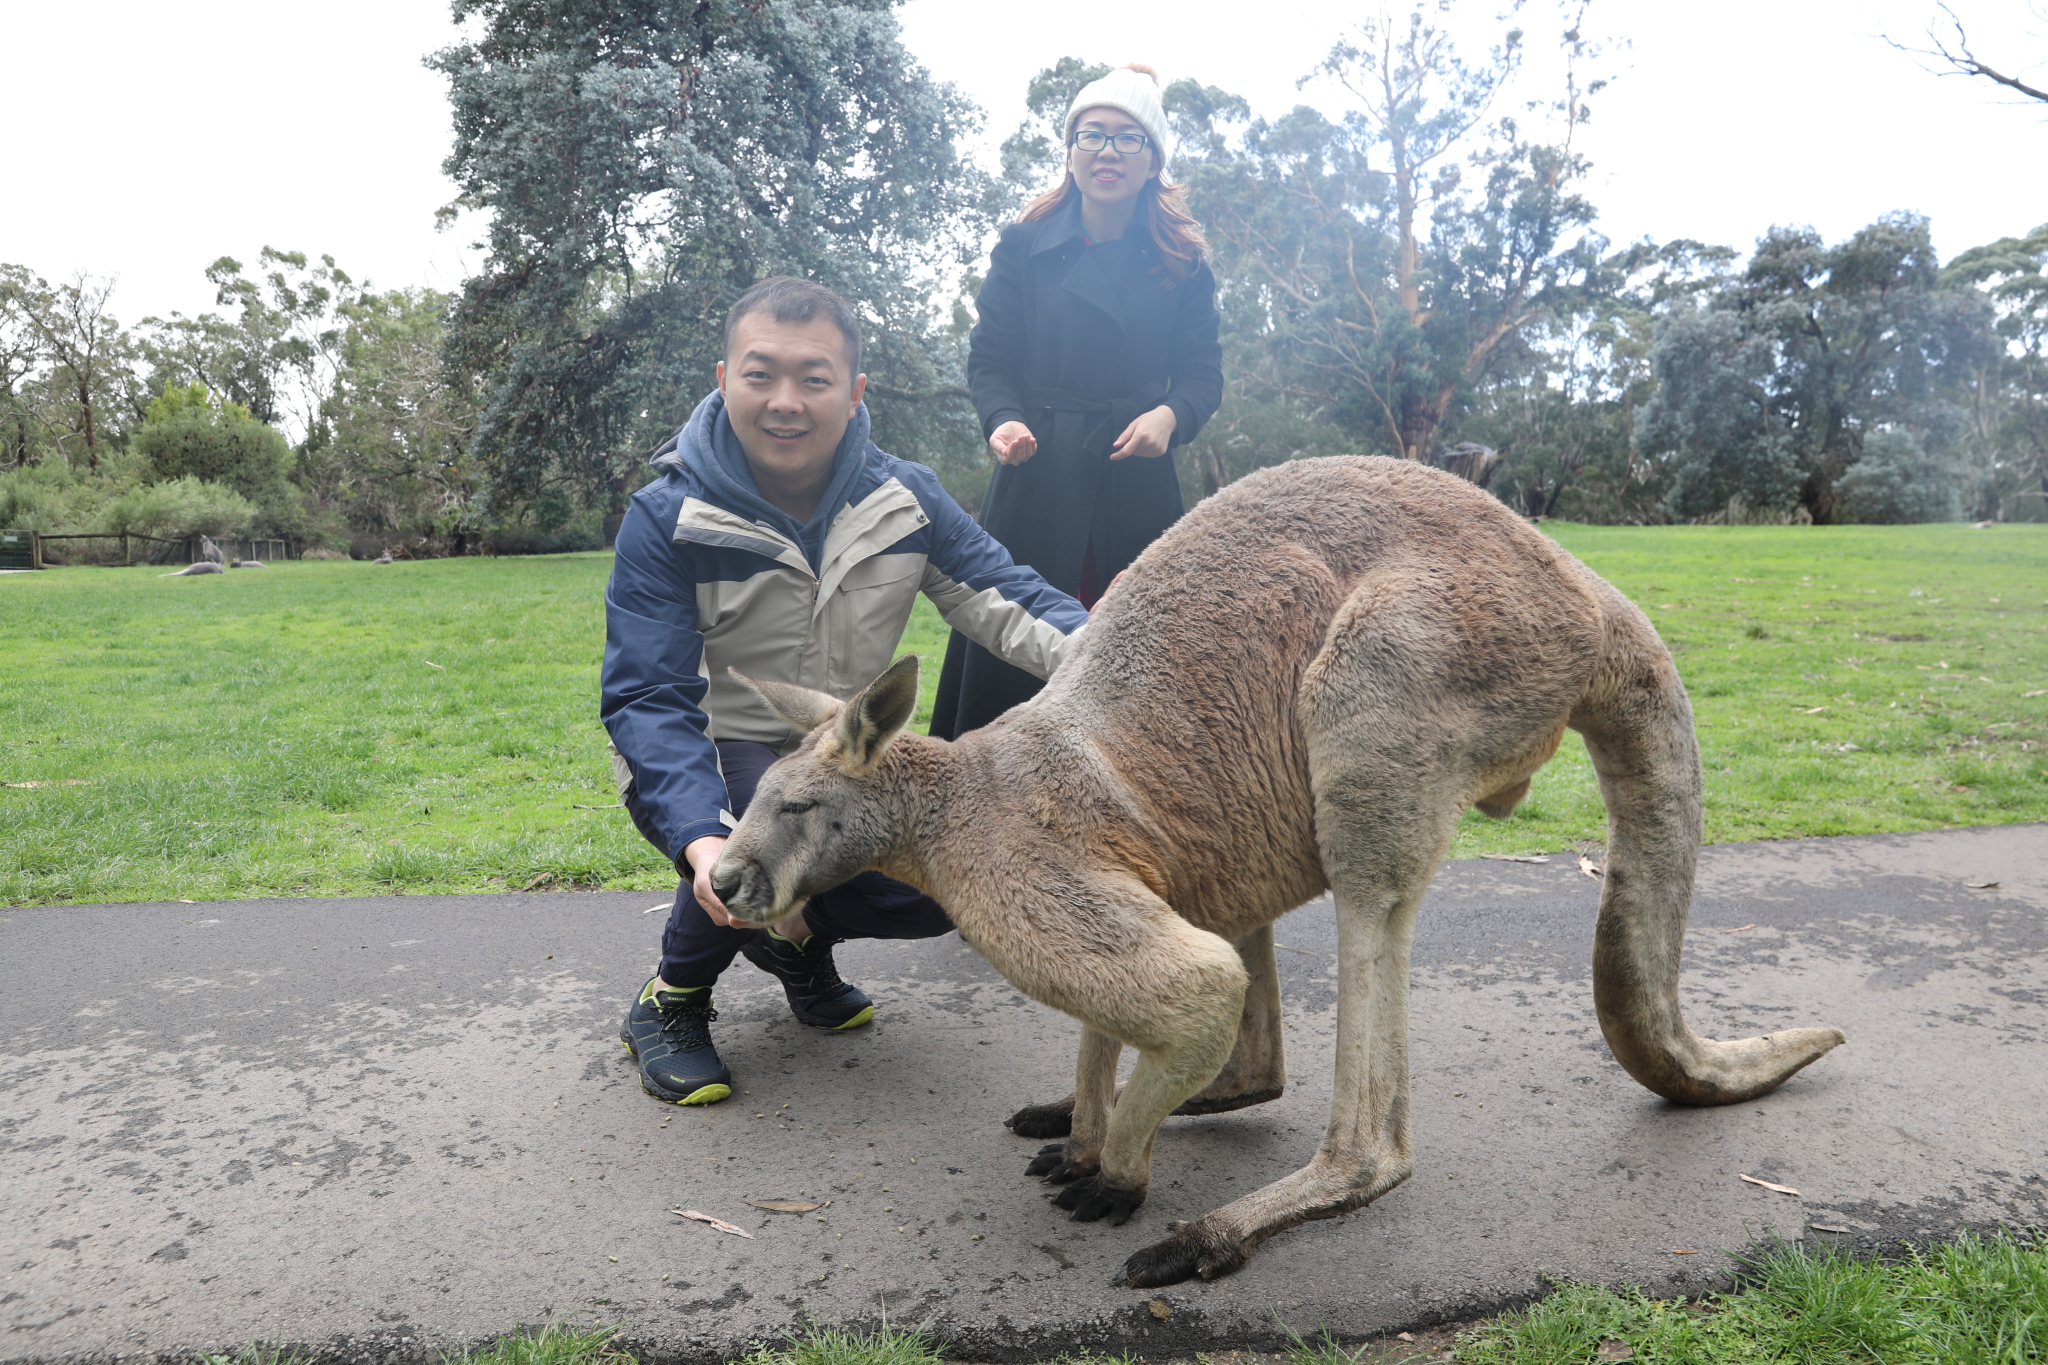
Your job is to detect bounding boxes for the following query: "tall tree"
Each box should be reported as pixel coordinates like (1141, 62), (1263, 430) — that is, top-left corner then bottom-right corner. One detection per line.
(0, 265), (48, 468)
(138, 248), (356, 438)
(307, 287), (482, 549)
(1637, 214), (1996, 523)
(25, 272), (133, 472)
(1945, 223), (2048, 520)
(1177, 2), (1610, 466)
(431, 0), (998, 513)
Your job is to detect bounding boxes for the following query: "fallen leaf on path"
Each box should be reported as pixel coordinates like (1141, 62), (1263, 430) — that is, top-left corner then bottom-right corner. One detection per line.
(1396, 1334), (1415, 1343)
(1809, 1224), (1851, 1234)
(672, 1209), (755, 1238)
(1597, 1339), (1634, 1361)
(1740, 1173), (1800, 1196)
(1721, 923), (1758, 934)
(746, 1199), (823, 1213)
(1481, 853), (1552, 864)
(1669, 1249), (1699, 1254)
(1966, 881), (2000, 890)
(1148, 1300), (1173, 1321)
(1578, 854), (1603, 879)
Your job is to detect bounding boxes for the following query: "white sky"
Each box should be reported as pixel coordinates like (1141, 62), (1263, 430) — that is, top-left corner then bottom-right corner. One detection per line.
(2, 0), (2041, 330)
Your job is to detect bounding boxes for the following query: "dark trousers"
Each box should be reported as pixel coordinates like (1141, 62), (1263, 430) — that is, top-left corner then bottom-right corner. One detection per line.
(631, 739), (953, 989)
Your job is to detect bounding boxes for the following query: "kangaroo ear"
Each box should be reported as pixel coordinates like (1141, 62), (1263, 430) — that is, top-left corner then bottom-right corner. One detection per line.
(731, 669), (842, 732)
(830, 655), (920, 774)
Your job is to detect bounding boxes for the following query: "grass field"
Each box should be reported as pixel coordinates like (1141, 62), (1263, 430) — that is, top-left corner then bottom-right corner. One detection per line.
(2, 523), (2044, 906)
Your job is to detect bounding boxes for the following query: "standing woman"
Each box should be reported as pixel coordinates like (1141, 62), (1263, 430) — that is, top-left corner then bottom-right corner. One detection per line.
(928, 64), (1223, 740)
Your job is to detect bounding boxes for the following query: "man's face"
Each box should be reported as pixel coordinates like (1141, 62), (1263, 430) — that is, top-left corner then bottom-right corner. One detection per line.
(717, 313), (866, 491)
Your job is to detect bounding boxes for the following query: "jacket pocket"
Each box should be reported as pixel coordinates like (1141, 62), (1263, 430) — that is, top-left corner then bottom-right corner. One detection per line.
(832, 552), (926, 694)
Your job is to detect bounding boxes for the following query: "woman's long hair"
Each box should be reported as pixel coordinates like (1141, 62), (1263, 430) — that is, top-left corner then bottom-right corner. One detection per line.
(1019, 169), (1206, 285)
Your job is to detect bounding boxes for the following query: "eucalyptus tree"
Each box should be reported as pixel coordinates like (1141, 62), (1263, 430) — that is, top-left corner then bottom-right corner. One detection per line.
(1174, 2), (1612, 468)
(1638, 213), (1997, 524)
(431, 0), (999, 512)
(1945, 223), (2048, 520)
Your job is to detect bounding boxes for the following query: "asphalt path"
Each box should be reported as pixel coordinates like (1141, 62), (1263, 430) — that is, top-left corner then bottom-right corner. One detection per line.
(5, 825), (2045, 1365)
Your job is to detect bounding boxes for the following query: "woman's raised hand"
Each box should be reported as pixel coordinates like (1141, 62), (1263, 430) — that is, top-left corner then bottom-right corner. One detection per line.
(1109, 404), (1179, 460)
(989, 421), (1039, 465)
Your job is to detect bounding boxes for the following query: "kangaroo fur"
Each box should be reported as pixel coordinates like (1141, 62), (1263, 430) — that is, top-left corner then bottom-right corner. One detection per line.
(713, 456), (1846, 1288)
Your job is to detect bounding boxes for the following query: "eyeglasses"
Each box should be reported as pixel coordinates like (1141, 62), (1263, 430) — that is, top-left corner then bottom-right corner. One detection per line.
(1071, 130), (1152, 156)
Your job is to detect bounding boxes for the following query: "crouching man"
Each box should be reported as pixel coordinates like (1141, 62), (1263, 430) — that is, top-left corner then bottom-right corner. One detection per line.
(603, 276), (1088, 1105)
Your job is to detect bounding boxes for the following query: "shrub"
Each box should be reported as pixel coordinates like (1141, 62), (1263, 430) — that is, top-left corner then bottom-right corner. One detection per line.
(1836, 430), (1963, 524)
(104, 477), (255, 539)
(132, 384), (304, 537)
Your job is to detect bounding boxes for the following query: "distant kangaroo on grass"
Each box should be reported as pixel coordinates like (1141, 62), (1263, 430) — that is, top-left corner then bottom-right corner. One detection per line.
(713, 456), (1845, 1287)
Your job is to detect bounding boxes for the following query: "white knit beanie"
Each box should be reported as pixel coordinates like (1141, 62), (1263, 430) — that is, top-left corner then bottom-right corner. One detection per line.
(1063, 64), (1171, 168)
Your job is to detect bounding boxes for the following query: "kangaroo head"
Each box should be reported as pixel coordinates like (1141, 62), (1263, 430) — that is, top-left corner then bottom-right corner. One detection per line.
(711, 654), (922, 926)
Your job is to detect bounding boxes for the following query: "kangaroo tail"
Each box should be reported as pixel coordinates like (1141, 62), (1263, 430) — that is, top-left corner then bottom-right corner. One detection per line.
(1567, 573), (1844, 1105)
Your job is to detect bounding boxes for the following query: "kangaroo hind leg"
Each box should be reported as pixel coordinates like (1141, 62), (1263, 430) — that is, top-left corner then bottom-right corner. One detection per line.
(1121, 744), (1458, 1285)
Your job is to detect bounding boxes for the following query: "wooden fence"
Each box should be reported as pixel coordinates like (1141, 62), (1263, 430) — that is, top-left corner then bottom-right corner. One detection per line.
(0, 531), (297, 569)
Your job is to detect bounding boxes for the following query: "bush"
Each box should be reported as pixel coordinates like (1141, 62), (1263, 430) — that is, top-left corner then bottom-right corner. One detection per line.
(132, 384), (304, 537)
(1836, 430), (1963, 524)
(104, 476), (256, 539)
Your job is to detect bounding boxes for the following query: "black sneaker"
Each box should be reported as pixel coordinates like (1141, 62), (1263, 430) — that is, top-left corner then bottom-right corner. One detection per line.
(740, 930), (875, 1029)
(619, 978), (733, 1105)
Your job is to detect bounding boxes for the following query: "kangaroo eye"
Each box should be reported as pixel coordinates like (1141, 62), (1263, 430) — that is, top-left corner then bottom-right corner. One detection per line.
(778, 799), (817, 815)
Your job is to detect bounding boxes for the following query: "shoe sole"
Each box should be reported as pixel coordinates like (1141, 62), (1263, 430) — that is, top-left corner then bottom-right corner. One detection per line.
(795, 1003), (875, 1030)
(620, 1037), (732, 1106)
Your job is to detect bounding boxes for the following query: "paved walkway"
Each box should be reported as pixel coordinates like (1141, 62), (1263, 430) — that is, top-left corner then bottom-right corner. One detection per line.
(4, 826), (2044, 1365)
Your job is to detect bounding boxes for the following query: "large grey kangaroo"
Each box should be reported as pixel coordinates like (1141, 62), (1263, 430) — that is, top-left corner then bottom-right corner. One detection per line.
(712, 456), (1844, 1287)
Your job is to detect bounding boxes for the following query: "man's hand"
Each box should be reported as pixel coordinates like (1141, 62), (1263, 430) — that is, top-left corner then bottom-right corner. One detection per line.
(989, 420), (1038, 465)
(1109, 405), (1178, 461)
(683, 834), (736, 926)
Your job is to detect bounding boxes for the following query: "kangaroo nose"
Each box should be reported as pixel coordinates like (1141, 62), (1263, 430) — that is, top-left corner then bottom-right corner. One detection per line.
(711, 868), (743, 903)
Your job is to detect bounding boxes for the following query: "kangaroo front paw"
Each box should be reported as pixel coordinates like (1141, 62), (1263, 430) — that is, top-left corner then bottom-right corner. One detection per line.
(1005, 1098), (1075, 1138)
(1118, 1218), (1250, 1287)
(1052, 1174), (1144, 1225)
(1025, 1142), (1099, 1184)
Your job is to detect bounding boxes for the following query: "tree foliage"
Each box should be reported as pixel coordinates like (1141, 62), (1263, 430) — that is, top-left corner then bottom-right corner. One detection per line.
(1172, 3), (1609, 465)
(1637, 214), (1997, 524)
(431, 0), (1000, 512)
(131, 382), (301, 536)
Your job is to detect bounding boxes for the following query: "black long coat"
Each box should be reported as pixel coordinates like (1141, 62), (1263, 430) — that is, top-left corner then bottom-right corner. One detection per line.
(928, 195), (1224, 739)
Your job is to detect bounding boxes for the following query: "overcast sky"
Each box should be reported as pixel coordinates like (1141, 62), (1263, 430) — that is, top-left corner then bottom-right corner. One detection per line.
(2, 0), (2041, 329)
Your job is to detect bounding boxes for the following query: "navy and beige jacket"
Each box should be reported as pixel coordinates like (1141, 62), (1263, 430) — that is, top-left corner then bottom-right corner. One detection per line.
(601, 391), (1089, 865)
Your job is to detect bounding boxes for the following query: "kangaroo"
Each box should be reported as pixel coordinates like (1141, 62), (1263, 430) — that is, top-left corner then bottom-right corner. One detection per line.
(712, 456), (1845, 1287)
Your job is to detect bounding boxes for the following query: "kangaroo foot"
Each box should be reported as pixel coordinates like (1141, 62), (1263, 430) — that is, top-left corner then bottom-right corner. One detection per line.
(1118, 1216), (1251, 1287)
(1025, 1142), (1099, 1184)
(1052, 1174), (1145, 1225)
(1005, 1096), (1075, 1138)
(1170, 1084), (1284, 1117)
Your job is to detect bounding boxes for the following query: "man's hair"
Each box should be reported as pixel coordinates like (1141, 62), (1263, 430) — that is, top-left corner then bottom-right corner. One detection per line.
(723, 276), (862, 377)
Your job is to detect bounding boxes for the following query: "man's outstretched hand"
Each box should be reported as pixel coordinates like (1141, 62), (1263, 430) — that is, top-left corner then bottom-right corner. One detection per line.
(683, 834), (734, 925)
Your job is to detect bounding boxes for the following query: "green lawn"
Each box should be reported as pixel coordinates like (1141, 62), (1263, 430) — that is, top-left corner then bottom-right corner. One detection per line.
(2, 522), (2043, 906)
